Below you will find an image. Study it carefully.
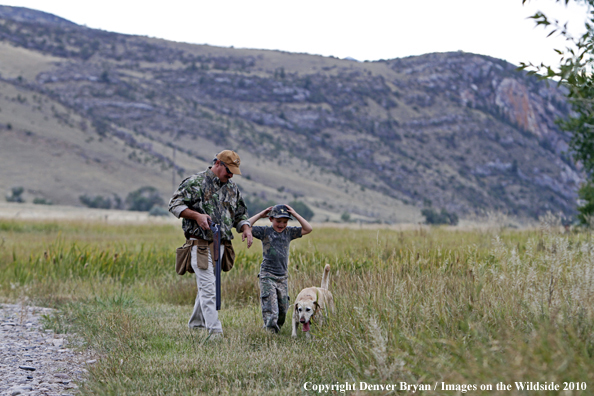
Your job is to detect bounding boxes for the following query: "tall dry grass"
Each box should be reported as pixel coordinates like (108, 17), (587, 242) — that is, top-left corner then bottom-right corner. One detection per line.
(0, 218), (593, 394)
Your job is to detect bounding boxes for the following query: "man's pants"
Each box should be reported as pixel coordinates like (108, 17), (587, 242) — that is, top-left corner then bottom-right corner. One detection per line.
(259, 274), (289, 332)
(188, 242), (224, 334)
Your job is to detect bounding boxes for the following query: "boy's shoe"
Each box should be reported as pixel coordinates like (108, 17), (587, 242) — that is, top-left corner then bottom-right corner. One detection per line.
(263, 325), (280, 334)
(208, 332), (224, 341)
(265, 318), (280, 333)
(188, 325), (207, 332)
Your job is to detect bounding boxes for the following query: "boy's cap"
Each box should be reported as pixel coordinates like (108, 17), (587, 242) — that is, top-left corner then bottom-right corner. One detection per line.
(216, 150), (241, 175)
(269, 204), (292, 219)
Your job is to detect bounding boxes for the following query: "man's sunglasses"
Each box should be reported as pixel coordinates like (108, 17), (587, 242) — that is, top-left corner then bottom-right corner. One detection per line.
(222, 163), (233, 176)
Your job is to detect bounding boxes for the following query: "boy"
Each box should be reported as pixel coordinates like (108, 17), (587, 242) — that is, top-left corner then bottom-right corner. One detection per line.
(249, 204), (312, 333)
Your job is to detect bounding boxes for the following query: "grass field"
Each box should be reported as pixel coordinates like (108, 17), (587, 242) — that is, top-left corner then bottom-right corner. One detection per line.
(1, 217), (593, 395)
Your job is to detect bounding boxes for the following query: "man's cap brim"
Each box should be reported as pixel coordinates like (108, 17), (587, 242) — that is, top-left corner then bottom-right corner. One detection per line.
(271, 214), (292, 219)
(225, 163), (241, 175)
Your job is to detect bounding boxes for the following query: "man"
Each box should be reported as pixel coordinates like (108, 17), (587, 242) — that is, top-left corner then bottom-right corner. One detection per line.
(169, 150), (253, 337)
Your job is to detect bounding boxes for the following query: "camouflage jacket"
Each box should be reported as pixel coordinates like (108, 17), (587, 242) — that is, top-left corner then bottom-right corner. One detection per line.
(168, 168), (250, 241)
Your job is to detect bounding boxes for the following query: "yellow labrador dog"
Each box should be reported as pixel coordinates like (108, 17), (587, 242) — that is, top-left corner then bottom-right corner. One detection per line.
(292, 264), (335, 338)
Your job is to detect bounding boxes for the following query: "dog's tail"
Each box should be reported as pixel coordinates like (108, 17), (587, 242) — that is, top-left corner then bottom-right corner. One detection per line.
(321, 264), (330, 290)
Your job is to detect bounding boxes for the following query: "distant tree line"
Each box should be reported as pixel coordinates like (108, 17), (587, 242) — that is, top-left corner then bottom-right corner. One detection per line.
(421, 201), (459, 226)
(79, 186), (168, 216)
(6, 186), (52, 205)
(79, 193), (122, 209)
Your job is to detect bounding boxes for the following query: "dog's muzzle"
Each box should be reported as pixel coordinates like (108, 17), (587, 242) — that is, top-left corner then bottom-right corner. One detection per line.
(300, 318), (310, 332)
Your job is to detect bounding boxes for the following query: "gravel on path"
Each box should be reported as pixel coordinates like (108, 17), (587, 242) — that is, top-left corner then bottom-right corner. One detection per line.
(0, 303), (96, 396)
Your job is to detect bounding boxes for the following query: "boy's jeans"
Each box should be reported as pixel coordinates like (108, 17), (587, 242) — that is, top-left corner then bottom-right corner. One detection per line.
(188, 242), (224, 335)
(259, 273), (289, 332)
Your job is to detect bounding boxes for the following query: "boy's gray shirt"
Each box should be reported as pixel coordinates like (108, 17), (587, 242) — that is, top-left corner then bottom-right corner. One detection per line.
(252, 226), (302, 276)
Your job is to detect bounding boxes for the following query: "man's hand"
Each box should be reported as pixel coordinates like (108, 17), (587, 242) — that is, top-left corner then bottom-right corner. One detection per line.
(180, 208), (211, 231)
(196, 212), (212, 230)
(241, 224), (253, 248)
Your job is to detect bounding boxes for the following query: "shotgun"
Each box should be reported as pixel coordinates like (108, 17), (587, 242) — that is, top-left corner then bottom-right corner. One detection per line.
(210, 222), (222, 310)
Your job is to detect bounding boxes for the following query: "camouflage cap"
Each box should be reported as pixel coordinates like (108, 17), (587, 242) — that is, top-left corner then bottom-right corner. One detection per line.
(269, 204), (292, 219)
(216, 150), (241, 175)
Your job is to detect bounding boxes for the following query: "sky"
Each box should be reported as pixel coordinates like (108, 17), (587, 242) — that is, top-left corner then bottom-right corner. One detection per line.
(0, 0), (590, 67)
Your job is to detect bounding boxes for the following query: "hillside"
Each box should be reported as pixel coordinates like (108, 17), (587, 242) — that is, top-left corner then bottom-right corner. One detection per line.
(0, 5), (582, 222)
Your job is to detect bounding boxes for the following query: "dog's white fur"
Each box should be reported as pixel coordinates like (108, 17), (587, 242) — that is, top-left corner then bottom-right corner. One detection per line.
(291, 264), (335, 337)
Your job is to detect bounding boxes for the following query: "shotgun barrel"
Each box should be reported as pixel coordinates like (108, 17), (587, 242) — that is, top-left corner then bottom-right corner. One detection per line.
(211, 223), (222, 310)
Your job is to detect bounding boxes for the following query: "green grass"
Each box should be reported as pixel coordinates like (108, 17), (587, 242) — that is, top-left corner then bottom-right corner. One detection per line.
(1, 218), (593, 395)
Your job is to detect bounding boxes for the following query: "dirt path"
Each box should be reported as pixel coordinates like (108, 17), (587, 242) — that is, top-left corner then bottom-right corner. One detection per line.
(0, 303), (96, 396)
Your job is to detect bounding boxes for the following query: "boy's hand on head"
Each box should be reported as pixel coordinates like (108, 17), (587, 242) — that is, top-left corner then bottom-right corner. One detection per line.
(261, 206), (273, 218)
(285, 205), (296, 215)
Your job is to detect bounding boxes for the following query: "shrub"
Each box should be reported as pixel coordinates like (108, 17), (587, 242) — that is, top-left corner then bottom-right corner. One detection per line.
(148, 206), (170, 217)
(80, 194), (115, 209)
(421, 207), (459, 226)
(6, 187), (25, 203)
(577, 181), (594, 226)
(33, 197), (53, 205)
(288, 200), (314, 221)
(126, 186), (164, 212)
(244, 196), (276, 216)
